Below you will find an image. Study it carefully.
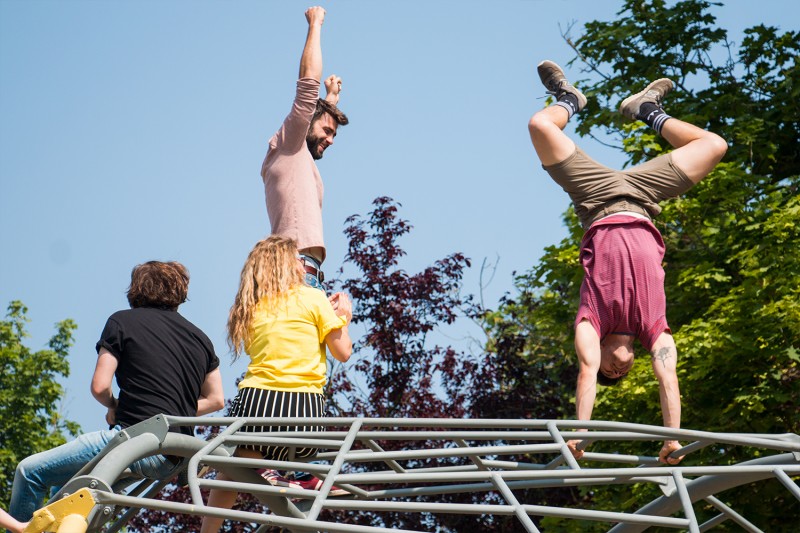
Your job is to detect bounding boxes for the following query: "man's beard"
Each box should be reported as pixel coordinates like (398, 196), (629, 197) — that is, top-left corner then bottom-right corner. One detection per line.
(306, 135), (325, 160)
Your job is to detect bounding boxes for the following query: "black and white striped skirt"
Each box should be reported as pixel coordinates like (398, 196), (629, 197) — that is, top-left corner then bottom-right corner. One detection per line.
(227, 387), (325, 461)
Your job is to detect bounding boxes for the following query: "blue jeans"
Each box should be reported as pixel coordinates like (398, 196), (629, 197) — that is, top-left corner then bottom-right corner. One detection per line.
(301, 254), (325, 292)
(9, 429), (176, 522)
(304, 272), (325, 291)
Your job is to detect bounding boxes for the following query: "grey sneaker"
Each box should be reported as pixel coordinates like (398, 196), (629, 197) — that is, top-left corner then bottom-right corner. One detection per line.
(619, 78), (674, 120)
(537, 60), (587, 112)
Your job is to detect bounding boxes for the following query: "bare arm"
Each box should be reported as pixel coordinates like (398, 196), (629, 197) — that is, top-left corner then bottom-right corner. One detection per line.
(91, 347), (119, 426)
(326, 292), (353, 362)
(299, 6), (325, 81)
(325, 325), (352, 362)
(651, 333), (683, 464)
(196, 367), (225, 416)
(0, 509), (27, 533)
(567, 321), (602, 459)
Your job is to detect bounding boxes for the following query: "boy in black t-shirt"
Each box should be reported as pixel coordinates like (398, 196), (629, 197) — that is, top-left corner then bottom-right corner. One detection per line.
(9, 261), (225, 524)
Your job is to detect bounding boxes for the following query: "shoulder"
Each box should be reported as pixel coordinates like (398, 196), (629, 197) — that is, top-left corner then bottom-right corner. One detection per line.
(103, 308), (138, 328)
(106, 308), (133, 320)
(172, 311), (213, 340)
(171, 312), (219, 365)
(288, 286), (330, 317)
(297, 285), (328, 305)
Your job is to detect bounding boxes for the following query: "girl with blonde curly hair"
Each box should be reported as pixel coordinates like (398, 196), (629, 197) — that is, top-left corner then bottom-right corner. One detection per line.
(202, 236), (352, 532)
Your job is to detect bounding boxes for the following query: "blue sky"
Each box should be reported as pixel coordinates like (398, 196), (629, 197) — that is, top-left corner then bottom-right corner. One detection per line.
(1, 0), (797, 433)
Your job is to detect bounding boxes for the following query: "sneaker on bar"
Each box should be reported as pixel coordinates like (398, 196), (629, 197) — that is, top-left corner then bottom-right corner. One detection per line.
(259, 469), (348, 496)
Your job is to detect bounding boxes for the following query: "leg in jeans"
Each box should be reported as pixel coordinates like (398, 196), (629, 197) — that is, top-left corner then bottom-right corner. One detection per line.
(10, 429), (178, 522)
(9, 430), (116, 521)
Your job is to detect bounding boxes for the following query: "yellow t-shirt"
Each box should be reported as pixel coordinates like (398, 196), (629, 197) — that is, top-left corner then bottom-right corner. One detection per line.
(238, 285), (347, 394)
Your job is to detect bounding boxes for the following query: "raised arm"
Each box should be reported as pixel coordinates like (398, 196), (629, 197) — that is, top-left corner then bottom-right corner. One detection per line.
(650, 332), (683, 464)
(196, 367), (225, 416)
(324, 74), (342, 106)
(299, 6), (325, 81)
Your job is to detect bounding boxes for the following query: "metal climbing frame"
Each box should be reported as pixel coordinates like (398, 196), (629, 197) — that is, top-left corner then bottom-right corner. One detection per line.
(24, 416), (800, 533)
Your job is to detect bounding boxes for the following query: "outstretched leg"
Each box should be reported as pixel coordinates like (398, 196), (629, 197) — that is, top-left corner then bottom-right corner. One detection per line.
(620, 79), (727, 183)
(528, 61), (586, 166)
(0, 509), (27, 533)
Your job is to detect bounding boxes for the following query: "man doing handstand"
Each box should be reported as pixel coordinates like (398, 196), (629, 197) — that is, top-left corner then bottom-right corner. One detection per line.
(527, 60), (727, 464)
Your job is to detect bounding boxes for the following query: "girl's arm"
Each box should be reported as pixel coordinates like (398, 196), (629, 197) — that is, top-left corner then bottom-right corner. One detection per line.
(325, 292), (353, 362)
(325, 324), (352, 362)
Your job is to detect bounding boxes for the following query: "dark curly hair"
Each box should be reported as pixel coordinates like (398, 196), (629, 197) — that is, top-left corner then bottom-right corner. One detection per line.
(312, 98), (349, 126)
(126, 261), (189, 310)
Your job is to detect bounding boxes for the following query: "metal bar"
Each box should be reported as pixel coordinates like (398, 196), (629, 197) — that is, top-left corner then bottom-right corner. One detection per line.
(201, 455), (332, 473)
(704, 495), (762, 533)
(491, 472), (540, 532)
(307, 418), (363, 521)
(406, 459), (546, 473)
(320, 499), (689, 527)
(363, 439), (407, 473)
(455, 438), (491, 471)
(547, 420), (581, 470)
(48, 416), (797, 532)
(610, 453), (800, 533)
(698, 512), (728, 532)
(331, 464), (800, 484)
(187, 419), (244, 506)
(576, 451), (660, 465)
(342, 443), (563, 463)
(223, 435), (344, 448)
(164, 416), (800, 452)
(104, 475), (173, 533)
(774, 468), (800, 501)
(92, 491), (420, 533)
(671, 470), (700, 533)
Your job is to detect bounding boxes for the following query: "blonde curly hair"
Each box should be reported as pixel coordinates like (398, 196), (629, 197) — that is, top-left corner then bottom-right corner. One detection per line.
(227, 235), (305, 359)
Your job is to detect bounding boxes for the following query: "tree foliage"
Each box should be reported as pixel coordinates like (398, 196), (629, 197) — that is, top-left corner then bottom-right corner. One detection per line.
(113, 2), (800, 529)
(487, 0), (799, 528)
(324, 198), (584, 531)
(0, 301), (79, 508)
(327, 196), (477, 420)
(323, 197), (488, 531)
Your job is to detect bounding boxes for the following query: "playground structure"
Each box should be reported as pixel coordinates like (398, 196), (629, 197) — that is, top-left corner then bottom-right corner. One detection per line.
(24, 415), (800, 533)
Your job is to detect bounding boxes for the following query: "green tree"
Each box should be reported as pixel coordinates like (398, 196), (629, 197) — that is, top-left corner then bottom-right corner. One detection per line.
(0, 301), (80, 507)
(487, 0), (799, 528)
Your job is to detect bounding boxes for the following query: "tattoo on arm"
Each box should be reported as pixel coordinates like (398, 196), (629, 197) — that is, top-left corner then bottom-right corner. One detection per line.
(652, 346), (676, 369)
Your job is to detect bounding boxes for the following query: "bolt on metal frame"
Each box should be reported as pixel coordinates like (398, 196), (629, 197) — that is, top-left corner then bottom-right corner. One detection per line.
(25, 416), (800, 533)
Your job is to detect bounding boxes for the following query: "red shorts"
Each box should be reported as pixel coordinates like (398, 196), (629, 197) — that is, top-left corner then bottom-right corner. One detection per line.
(574, 215), (670, 351)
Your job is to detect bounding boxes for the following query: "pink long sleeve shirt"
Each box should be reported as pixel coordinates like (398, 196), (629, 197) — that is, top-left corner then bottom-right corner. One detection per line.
(261, 78), (326, 262)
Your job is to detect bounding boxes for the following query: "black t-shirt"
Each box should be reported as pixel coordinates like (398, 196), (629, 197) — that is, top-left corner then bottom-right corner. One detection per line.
(96, 307), (220, 435)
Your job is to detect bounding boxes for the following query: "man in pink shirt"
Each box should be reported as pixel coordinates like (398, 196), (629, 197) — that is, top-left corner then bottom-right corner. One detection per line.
(528, 60), (727, 464)
(261, 6), (349, 289)
(255, 6), (350, 496)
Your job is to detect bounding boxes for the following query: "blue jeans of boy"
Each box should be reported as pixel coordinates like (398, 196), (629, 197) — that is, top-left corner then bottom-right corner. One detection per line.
(9, 428), (176, 522)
